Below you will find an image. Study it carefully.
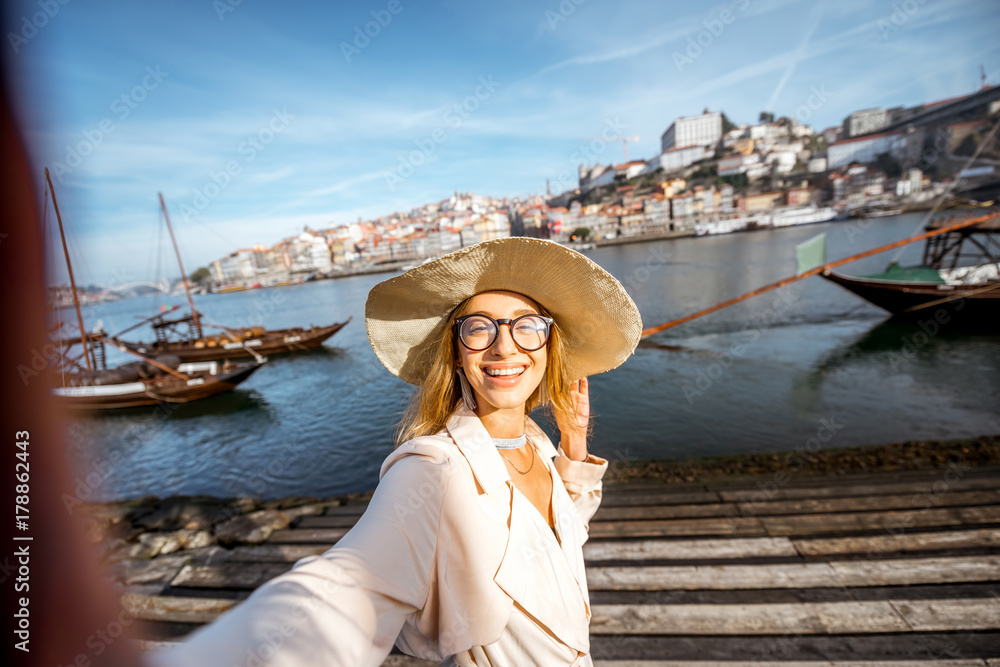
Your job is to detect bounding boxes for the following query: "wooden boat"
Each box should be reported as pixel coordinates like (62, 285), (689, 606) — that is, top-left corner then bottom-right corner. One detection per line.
(43, 169), (265, 410)
(115, 311), (351, 362)
(51, 338), (264, 410)
(821, 212), (1000, 317)
(111, 194), (350, 362)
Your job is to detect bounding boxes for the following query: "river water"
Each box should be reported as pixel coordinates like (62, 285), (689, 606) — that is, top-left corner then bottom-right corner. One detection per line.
(63, 215), (1000, 501)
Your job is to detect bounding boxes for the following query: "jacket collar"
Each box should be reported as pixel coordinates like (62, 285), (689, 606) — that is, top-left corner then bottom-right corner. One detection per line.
(445, 403), (512, 494)
(445, 403), (558, 494)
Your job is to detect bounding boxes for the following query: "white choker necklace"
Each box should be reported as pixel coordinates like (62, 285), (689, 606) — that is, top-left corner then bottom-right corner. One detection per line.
(492, 434), (527, 449)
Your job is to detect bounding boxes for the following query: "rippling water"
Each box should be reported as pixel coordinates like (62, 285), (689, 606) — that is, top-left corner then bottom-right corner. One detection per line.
(64, 215), (1000, 501)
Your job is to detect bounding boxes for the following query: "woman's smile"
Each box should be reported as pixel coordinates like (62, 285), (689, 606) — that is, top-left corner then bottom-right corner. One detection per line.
(481, 363), (528, 384)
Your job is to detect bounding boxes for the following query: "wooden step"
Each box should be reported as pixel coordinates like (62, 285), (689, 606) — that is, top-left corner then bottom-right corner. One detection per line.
(589, 506), (1000, 539)
(589, 598), (1000, 635)
(588, 631), (1000, 662)
(718, 476), (1000, 503)
(594, 489), (1000, 521)
(592, 661), (990, 666)
(586, 555), (1000, 590)
(589, 516), (765, 539)
(584, 537), (799, 561)
(794, 527), (1000, 557)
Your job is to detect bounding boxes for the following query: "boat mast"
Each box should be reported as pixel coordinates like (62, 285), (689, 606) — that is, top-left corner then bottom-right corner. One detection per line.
(158, 192), (203, 340)
(45, 168), (93, 371)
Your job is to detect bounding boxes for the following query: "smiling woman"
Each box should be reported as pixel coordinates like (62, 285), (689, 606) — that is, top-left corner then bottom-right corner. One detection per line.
(151, 236), (642, 667)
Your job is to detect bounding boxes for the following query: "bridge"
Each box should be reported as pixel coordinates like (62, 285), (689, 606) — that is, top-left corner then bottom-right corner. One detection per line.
(104, 279), (174, 295)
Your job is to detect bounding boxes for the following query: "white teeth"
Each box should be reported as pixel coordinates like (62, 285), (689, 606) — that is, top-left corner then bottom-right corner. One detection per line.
(484, 366), (526, 377)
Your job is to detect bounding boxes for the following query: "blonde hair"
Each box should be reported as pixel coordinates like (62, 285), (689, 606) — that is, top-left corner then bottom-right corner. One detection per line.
(395, 295), (580, 446)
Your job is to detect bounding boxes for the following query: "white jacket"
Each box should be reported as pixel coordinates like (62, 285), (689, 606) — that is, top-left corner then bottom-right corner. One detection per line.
(150, 403), (607, 666)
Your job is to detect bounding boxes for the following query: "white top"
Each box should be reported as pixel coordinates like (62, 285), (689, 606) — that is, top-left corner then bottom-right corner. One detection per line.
(150, 403), (607, 666)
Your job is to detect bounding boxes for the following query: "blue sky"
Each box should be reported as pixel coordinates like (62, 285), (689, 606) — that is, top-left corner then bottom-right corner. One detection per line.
(5, 0), (999, 284)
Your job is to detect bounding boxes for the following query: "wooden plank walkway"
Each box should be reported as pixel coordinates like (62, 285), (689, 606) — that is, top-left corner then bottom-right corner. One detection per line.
(111, 464), (1000, 665)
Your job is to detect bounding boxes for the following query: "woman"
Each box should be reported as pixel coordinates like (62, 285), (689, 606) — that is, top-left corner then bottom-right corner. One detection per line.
(151, 237), (641, 666)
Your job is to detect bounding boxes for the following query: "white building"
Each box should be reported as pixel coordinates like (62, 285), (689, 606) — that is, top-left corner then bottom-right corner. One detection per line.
(288, 232), (332, 273)
(828, 131), (907, 169)
(718, 152), (762, 176)
(661, 111), (723, 152)
(748, 123), (788, 146)
(808, 157), (828, 173)
(211, 248), (266, 283)
(644, 145), (711, 174)
(579, 164), (616, 193)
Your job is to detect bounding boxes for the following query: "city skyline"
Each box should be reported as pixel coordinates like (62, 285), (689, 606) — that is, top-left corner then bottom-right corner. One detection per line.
(7, 0), (999, 283)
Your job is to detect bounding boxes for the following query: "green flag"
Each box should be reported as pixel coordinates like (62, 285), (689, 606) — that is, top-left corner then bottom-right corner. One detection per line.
(796, 233), (827, 274)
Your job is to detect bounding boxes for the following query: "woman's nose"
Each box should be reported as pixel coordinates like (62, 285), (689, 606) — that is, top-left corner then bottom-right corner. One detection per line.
(490, 323), (517, 356)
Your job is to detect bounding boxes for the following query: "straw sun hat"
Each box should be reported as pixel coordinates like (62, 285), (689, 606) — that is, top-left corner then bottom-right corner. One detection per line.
(365, 236), (642, 386)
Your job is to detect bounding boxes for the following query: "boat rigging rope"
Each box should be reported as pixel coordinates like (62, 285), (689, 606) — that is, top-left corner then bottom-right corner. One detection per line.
(888, 117), (1000, 265)
(898, 281), (1000, 314)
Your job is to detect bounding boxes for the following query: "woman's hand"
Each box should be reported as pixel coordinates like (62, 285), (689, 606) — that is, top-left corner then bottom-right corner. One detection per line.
(557, 377), (590, 462)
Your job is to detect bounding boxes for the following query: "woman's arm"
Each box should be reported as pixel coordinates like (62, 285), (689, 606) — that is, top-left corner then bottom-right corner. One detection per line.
(147, 453), (450, 667)
(553, 377), (608, 528)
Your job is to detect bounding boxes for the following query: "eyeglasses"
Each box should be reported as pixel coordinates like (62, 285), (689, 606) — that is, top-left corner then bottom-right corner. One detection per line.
(454, 313), (554, 352)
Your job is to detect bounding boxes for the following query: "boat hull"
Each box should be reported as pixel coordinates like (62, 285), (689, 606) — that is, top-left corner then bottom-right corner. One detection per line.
(52, 362), (263, 410)
(821, 271), (1000, 317)
(117, 319), (350, 362)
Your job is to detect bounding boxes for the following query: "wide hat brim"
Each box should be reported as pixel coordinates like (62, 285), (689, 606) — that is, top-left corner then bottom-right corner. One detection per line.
(365, 237), (642, 385)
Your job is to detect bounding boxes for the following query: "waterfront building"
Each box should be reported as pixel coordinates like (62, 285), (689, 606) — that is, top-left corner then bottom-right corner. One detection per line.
(739, 191), (784, 212)
(842, 108), (890, 138)
(895, 169), (924, 196)
(670, 192), (694, 220)
(829, 165), (888, 204)
(719, 184), (735, 213)
(661, 111), (723, 152)
(786, 186), (816, 206)
(211, 248), (268, 283)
